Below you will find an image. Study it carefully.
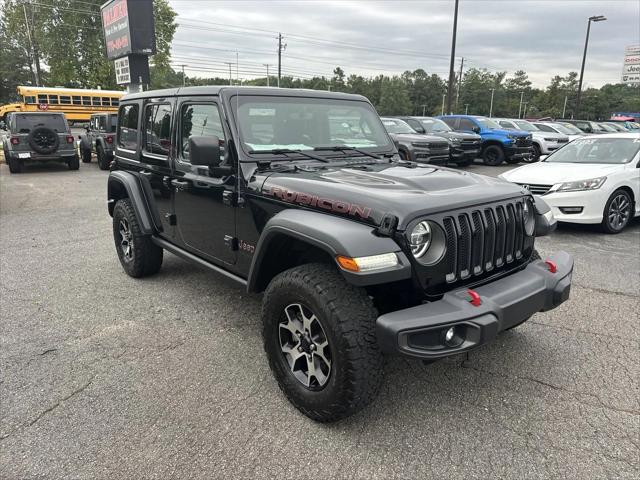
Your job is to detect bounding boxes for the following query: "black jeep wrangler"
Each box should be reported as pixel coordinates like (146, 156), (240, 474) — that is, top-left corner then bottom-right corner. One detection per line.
(107, 86), (573, 422)
(2, 112), (79, 173)
(79, 113), (118, 170)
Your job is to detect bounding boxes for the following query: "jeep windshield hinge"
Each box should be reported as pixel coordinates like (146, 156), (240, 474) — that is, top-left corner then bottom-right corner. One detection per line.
(377, 213), (398, 236)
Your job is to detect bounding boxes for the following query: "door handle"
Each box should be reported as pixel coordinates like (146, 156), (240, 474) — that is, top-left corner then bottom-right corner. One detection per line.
(171, 179), (191, 191)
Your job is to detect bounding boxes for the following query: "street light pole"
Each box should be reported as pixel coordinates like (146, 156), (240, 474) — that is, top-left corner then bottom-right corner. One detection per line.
(562, 95), (568, 118)
(441, 94), (446, 115)
(263, 64), (270, 87)
(518, 91), (524, 118)
(464, 104), (469, 115)
(445, 0), (460, 115)
(523, 102), (529, 118)
(489, 88), (495, 117)
(576, 15), (606, 118)
(421, 104), (427, 116)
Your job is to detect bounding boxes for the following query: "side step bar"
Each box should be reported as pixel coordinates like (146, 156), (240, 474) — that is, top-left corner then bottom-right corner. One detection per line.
(151, 236), (248, 286)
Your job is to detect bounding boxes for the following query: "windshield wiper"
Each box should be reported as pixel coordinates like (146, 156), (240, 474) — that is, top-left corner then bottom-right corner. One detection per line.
(313, 145), (384, 160)
(245, 148), (329, 163)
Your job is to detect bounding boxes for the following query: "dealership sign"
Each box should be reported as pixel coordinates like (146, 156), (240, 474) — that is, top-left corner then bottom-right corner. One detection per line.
(114, 57), (131, 85)
(100, 0), (156, 60)
(622, 45), (640, 84)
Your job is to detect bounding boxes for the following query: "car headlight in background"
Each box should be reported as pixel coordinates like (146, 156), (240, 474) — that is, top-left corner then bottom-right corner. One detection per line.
(523, 199), (535, 236)
(555, 176), (606, 192)
(408, 220), (447, 265)
(544, 137), (559, 142)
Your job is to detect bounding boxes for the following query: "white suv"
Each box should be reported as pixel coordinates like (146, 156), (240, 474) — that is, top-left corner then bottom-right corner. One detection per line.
(495, 118), (569, 162)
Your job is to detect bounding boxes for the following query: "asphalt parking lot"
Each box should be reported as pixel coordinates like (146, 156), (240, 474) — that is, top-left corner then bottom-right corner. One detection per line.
(1, 157), (638, 479)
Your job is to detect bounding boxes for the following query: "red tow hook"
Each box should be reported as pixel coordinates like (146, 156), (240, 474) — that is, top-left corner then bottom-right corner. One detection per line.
(545, 259), (557, 274)
(467, 289), (482, 307)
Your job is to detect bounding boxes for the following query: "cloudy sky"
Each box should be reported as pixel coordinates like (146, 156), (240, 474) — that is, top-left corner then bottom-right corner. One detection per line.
(168, 0), (640, 87)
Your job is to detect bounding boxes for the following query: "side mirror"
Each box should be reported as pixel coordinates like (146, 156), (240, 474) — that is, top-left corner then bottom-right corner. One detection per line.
(413, 125), (425, 134)
(189, 135), (222, 168)
(472, 126), (481, 134)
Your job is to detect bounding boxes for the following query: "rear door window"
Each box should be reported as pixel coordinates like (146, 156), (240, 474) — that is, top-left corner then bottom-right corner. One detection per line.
(143, 104), (172, 157)
(15, 114), (67, 133)
(117, 104), (140, 150)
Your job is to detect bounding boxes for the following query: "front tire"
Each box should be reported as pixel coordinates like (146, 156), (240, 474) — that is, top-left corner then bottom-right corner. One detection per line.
(68, 155), (80, 170)
(527, 144), (541, 163)
(97, 145), (110, 170)
(262, 263), (384, 422)
(112, 199), (163, 277)
(601, 189), (632, 233)
(482, 145), (505, 166)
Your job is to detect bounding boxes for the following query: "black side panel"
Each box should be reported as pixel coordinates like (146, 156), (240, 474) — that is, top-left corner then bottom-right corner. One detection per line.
(107, 170), (155, 235)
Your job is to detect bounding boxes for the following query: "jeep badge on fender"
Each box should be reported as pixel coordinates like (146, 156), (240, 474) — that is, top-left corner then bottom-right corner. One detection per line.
(107, 86), (573, 422)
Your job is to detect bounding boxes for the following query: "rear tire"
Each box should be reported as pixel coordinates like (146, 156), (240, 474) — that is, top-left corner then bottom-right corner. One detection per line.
(482, 145), (505, 166)
(113, 199), (163, 277)
(8, 156), (23, 174)
(68, 155), (80, 170)
(262, 263), (384, 422)
(81, 145), (92, 163)
(97, 145), (110, 170)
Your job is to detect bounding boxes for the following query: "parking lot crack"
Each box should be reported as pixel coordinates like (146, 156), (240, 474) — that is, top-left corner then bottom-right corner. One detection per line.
(27, 374), (96, 427)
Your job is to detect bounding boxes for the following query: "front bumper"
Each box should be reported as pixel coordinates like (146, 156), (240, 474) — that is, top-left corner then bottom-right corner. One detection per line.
(504, 145), (533, 160)
(376, 251), (573, 359)
(539, 189), (609, 224)
(451, 146), (480, 161)
(412, 148), (450, 164)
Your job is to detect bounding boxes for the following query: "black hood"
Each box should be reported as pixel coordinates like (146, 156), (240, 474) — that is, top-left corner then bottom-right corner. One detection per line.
(253, 162), (528, 230)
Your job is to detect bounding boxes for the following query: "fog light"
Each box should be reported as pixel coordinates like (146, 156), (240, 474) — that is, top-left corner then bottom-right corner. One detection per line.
(442, 326), (463, 348)
(444, 327), (455, 344)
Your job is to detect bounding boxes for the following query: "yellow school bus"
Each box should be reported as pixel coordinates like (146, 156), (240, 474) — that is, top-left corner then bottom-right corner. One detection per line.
(0, 86), (125, 123)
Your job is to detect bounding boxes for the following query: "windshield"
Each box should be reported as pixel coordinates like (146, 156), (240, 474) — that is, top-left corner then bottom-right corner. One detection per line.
(14, 114), (66, 133)
(420, 118), (452, 133)
(381, 118), (416, 134)
(557, 122), (584, 135)
(233, 95), (393, 155)
(545, 137), (640, 164)
(598, 123), (617, 132)
(476, 117), (501, 129)
(546, 123), (573, 135)
(514, 120), (539, 132)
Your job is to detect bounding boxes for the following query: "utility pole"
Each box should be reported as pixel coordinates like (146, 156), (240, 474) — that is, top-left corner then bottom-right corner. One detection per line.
(523, 102), (529, 118)
(455, 57), (464, 111)
(23, 3), (40, 86)
(576, 15), (606, 118)
(562, 95), (568, 118)
(225, 62), (233, 85)
(441, 94), (446, 116)
(277, 33), (286, 88)
(464, 104), (469, 115)
(518, 91), (524, 118)
(489, 88), (496, 117)
(179, 64), (186, 86)
(263, 64), (271, 86)
(446, 0), (460, 115)
(421, 104), (427, 116)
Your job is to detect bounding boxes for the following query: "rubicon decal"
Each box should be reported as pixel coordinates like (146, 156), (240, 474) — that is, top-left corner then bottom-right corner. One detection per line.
(266, 187), (372, 219)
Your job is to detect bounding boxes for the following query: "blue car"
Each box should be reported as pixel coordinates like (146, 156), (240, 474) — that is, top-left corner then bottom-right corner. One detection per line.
(438, 115), (533, 166)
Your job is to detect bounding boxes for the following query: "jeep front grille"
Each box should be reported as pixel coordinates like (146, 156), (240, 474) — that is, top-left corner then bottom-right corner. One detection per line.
(442, 200), (526, 283)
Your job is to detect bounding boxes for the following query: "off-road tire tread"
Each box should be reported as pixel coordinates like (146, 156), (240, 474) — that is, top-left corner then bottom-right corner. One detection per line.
(113, 199), (163, 277)
(482, 145), (505, 166)
(97, 145), (110, 170)
(262, 263), (384, 422)
(8, 156), (23, 173)
(81, 145), (92, 163)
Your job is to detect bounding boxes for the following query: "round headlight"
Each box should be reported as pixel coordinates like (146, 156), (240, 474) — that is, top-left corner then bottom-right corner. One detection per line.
(523, 200), (535, 236)
(410, 221), (431, 257)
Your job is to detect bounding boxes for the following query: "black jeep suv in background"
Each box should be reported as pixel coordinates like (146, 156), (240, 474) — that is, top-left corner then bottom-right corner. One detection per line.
(399, 116), (482, 166)
(107, 86), (573, 422)
(2, 112), (79, 173)
(79, 113), (118, 170)
(380, 117), (449, 163)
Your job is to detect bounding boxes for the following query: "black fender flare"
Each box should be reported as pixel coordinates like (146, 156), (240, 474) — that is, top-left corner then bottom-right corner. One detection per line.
(247, 209), (412, 292)
(107, 171), (156, 235)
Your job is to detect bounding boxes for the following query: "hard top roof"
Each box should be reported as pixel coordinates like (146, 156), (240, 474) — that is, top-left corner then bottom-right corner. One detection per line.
(121, 85), (369, 102)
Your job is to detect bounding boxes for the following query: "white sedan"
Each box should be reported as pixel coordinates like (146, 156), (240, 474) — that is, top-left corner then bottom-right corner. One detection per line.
(500, 133), (640, 233)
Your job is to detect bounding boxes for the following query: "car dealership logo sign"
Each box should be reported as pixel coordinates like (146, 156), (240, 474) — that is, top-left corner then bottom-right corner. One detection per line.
(622, 45), (640, 85)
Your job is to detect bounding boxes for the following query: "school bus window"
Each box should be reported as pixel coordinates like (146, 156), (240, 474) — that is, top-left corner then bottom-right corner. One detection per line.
(82, 96), (91, 106)
(38, 94), (48, 103)
(111, 98), (119, 106)
(102, 97), (110, 106)
(92, 97), (101, 106)
(24, 96), (36, 104)
(72, 96), (82, 105)
(49, 95), (59, 104)
(60, 96), (71, 105)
